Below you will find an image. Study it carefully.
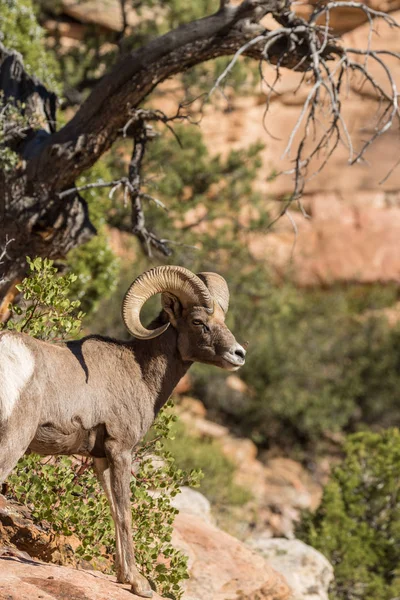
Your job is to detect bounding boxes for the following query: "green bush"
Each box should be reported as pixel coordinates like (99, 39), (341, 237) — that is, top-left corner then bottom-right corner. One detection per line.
(1, 0), (60, 90)
(3, 256), (84, 339)
(297, 429), (400, 600)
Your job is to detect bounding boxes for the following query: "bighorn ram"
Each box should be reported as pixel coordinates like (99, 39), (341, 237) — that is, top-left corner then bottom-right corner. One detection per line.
(0, 265), (245, 597)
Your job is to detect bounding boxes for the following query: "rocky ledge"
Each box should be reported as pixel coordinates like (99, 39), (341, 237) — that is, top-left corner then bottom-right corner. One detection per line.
(0, 552), (164, 600)
(0, 495), (291, 600)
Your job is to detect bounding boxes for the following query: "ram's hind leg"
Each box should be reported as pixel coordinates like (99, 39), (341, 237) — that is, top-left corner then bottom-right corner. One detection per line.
(93, 457), (123, 578)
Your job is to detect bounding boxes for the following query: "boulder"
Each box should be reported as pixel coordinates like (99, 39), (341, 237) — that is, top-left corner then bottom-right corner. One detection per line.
(173, 512), (291, 600)
(173, 373), (192, 396)
(247, 537), (334, 600)
(175, 402), (323, 539)
(195, 12), (400, 287)
(60, 0), (139, 32)
(171, 486), (214, 525)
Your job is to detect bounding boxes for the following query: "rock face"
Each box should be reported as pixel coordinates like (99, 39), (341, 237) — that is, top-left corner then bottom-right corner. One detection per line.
(0, 495), (291, 600)
(0, 551), (164, 600)
(173, 512), (291, 600)
(197, 12), (400, 286)
(247, 537), (334, 600)
(59, 0), (146, 32)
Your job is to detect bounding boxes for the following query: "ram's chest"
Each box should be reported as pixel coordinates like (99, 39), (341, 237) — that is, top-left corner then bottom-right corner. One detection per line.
(0, 334), (35, 421)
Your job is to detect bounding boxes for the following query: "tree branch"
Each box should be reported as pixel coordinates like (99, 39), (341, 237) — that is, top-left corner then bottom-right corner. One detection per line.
(26, 0), (301, 190)
(128, 120), (172, 257)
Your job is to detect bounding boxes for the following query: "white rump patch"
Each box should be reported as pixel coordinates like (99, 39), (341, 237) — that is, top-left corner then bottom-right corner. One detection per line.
(0, 334), (34, 420)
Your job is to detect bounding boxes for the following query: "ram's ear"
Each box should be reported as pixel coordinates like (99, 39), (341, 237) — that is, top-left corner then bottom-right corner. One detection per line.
(161, 292), (182, 327)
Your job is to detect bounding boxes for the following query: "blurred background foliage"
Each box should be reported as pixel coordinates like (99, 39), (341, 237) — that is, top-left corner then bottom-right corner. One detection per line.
(72, 118), (400, 456)
(1, 0), (60, 89)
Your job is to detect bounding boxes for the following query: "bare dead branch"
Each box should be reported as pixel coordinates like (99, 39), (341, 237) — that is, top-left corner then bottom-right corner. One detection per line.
(0, 237), (14, 284)
(256, 3), (400, 203)
(208, 33), (267, 98)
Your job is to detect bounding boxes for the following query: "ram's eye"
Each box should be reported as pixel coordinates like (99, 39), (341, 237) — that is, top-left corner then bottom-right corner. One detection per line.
(192, 319), (210, 334)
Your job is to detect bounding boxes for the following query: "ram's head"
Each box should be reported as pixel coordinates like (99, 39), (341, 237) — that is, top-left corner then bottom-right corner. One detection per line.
(122, 266), (246, 371)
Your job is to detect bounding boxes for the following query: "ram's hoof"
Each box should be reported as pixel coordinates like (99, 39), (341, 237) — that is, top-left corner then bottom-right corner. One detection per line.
(131, 575), (153, 598)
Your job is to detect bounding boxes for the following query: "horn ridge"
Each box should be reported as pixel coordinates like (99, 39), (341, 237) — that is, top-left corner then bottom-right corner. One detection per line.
(122, 265), (214, 340)
(197, 272), (229, 314)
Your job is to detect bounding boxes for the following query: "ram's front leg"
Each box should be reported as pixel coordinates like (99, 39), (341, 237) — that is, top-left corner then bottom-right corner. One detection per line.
(106, 442), (153, 598)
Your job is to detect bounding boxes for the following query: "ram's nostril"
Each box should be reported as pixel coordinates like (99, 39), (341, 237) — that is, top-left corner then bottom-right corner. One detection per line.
(234, 347), (246, 360)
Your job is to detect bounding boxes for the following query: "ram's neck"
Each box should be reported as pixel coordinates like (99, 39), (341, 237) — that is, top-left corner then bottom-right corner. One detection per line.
(128, 314), (191, 415)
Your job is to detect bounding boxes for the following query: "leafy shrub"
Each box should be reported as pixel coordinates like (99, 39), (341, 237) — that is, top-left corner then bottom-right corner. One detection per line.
(3, 256), (84, 339)
(297, 429), (400, 600)
(4, 257), (200, 599)
(9, 403), (199, 599)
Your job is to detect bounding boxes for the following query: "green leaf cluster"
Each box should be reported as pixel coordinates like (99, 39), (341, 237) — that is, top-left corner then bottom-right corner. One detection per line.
(3, 256), (85, 339)
(0, 0), (60, 90)
(297, 429), (400, 600)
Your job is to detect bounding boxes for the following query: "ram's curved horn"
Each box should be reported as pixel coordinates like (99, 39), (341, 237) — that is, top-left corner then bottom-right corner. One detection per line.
(197, 272), (229, 314)
(122, 266), (214, 339)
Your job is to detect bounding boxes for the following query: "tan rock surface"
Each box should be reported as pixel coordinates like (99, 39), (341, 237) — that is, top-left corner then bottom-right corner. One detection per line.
(0, 494), (291, 600)
(197, 12), (400, 286)
(173, 512), (291, 600)
(0, 552), (164, 600)
(248, 191), (400, 286)
(60, 0), (139, 32)
(172, 373), (192, 396)
(295, 0), (400, 33)
(248, 537), (334, 600)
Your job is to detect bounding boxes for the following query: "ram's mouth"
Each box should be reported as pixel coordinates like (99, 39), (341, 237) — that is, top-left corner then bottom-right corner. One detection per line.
(221, 352), (245, 370)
